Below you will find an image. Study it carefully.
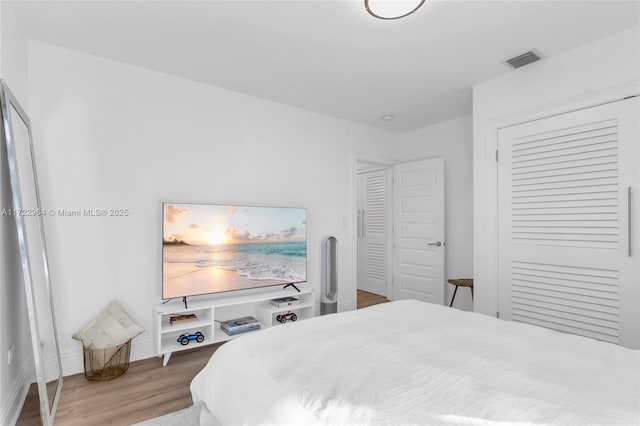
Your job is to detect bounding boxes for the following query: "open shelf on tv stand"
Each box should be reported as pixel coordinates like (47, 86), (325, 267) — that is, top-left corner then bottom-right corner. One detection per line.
(153, 287), (314, 366)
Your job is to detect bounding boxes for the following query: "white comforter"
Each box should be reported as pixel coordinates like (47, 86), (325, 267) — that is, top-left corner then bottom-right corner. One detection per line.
(191, 300), (640, 425)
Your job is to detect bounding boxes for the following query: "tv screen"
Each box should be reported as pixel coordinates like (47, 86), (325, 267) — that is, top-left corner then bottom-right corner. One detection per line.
(162, 203), (307, 299)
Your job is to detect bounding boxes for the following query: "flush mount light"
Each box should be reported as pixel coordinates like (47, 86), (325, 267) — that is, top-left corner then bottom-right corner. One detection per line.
(365, 0), (426, 20)
(382, 115), (395, 122)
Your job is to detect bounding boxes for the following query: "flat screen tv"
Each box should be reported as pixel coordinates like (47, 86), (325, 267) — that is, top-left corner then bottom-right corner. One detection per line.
(162, 202), (307, 299)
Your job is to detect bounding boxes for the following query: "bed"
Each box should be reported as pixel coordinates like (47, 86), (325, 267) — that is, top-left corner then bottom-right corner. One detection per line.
(190, 300), (640, 425)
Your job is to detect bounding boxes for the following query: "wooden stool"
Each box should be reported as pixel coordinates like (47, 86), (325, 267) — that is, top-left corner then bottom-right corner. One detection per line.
(447, 279), (473, 307)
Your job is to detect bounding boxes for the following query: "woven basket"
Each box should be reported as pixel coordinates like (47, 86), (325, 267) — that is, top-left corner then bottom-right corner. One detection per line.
(82, 340), (131, 381)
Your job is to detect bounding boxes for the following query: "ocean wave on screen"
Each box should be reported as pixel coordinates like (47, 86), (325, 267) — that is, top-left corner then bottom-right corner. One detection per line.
(236, 263), (304, 281)
(163, 242), (306, 282)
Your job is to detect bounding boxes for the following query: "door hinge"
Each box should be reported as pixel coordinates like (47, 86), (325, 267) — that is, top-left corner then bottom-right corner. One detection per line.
(496, 311), (500, 318)
(495, 150), (499, 162)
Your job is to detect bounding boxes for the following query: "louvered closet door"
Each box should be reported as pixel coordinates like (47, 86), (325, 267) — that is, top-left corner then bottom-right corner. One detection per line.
(357, 169), (388, 296)
(498, 97), (639, 349)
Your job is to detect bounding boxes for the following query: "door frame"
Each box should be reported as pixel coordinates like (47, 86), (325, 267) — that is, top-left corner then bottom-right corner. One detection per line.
(474, 80), (640, 318)
(352, 156), (394, 302)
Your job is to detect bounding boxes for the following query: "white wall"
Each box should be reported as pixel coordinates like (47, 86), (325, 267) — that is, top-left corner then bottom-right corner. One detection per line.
(392, 115), (474, 311)
(473, 26), (640, 317)
(27, 41), (394, 375)
(0, 3), (33, 425)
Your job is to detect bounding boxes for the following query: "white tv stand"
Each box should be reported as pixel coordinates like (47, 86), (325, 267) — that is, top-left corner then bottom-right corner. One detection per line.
(154, 287), (314, 366)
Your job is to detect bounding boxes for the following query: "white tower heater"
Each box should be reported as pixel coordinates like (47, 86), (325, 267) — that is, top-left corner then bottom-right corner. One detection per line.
(321, 236), (338, 315)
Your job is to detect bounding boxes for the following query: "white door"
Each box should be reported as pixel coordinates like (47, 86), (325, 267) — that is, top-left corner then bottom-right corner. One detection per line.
(393, 158), (445, 304)
(357, 168), (389, 296)
(498, 97), (639, 349)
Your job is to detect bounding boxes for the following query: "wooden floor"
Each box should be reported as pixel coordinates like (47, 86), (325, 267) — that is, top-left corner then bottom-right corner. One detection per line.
(357, 289), (389, 309)
(17, 292), (389, 425)
(16, 345), (221, 426)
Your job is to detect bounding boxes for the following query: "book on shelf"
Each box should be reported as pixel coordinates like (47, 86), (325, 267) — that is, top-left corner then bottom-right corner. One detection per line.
(269, 296), (299, 308)
(221, 322), (260, 333)
(169, 313), (198, 326)
(220, 316), (260, 333)
(222, 324), (261, 336)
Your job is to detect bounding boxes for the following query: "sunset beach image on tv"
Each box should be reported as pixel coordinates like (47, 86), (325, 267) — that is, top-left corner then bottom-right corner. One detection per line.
(162, 203), (307, 299)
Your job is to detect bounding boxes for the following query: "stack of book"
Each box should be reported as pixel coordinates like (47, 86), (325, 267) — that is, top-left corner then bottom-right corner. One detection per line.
(169, 313), (198, 326)
(221, 316), (261, 336)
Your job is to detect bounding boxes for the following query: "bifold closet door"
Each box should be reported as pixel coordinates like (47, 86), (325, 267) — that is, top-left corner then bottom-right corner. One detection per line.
(498, 97), (639, 349)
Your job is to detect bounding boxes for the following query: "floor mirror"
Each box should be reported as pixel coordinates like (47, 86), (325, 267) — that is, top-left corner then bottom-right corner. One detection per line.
(0, 80), (63, 425)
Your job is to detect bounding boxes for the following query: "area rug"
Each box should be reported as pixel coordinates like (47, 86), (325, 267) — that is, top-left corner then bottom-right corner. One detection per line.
(132, 405), (201, 426)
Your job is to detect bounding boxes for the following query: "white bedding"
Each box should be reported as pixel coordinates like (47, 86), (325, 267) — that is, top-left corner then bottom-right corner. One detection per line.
(191, 300), (640, 425)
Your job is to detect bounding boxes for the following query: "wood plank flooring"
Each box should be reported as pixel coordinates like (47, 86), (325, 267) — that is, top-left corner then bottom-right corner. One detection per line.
(356, 289), (389, 309)
(17, 292), (389, 425)
(16, 345), (221, 426)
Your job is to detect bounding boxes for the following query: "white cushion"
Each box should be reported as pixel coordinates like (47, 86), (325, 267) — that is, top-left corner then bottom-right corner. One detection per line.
(72, 301), (144, 349)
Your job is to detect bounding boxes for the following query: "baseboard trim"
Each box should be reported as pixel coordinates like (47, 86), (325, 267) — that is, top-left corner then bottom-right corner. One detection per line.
(0, 361), (31, 426)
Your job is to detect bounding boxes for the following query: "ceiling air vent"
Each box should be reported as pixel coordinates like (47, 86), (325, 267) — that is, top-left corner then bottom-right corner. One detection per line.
(506, 50), (542, 69)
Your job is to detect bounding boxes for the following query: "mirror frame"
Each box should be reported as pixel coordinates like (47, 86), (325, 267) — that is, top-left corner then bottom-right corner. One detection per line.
(0, 80), (63, 425)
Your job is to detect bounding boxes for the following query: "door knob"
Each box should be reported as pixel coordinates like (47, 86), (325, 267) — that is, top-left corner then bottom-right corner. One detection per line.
(428, 241), (442, 247)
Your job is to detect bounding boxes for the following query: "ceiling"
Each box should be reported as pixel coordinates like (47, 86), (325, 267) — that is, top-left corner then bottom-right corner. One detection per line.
(11, 1), (640, 133)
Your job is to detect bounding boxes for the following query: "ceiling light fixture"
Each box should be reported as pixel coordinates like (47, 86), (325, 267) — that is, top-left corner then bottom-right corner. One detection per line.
(365, 0), (426, 20)
(382, 115), (395, 122)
